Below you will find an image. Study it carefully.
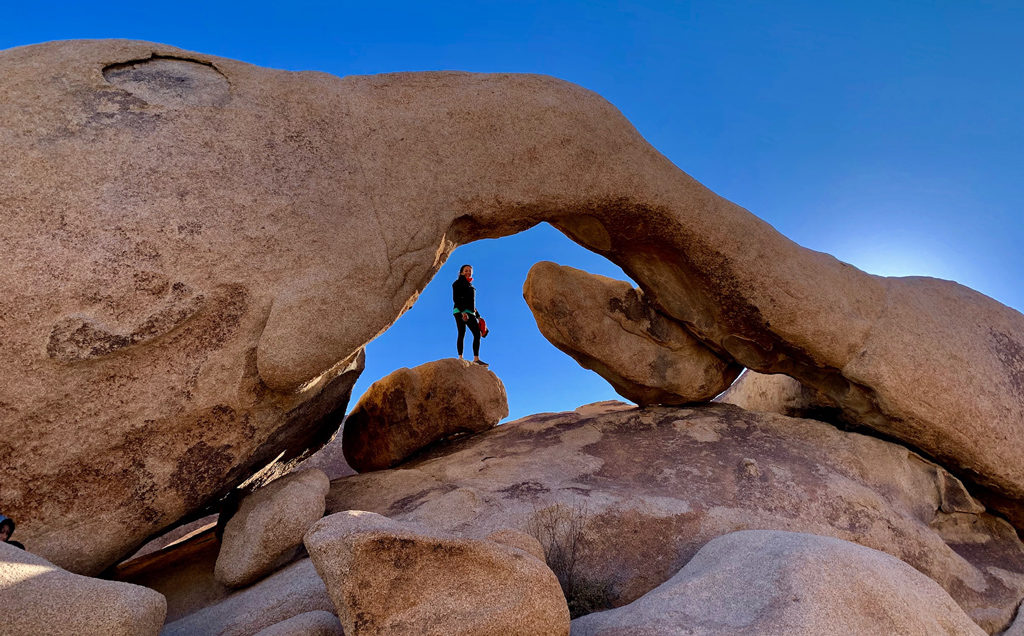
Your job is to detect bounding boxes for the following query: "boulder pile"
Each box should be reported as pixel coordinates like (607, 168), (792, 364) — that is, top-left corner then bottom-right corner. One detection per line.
(1, 38), (1023, 635)
(325, 401), (1024, 633)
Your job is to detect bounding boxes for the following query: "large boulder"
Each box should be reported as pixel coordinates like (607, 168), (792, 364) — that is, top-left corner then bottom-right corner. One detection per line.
(215, 469), (330, 588)
(162, 559), (334, 636)
(304, 510), (569, 635)
(570, 530), (986, 636)
(342, 358), (508, 472)
(523, 261), (740, 405)
(0, 541), (166, 636)
(3, 39), (1024, 571)
(326, 402), (1024, 633)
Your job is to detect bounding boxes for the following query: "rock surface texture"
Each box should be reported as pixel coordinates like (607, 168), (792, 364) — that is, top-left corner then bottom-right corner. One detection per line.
(716, 370), (839, 420)
(112, 525), (227, 623)
(570, 530), (987, 636)
(252, 611), (344, 636)
(327, 402), (1024, 633)
(0, 542), (167, 636)
(342, 358), (508, 472)
(215, 469), (330, 588)
(162, 558), (334, 636)
(304, 510), (570, 635)
(487, 528), (547, 561)
(3, 39), (1024, 572)
(523, 261), (740, 405)
(1006, 605), (1024, 636)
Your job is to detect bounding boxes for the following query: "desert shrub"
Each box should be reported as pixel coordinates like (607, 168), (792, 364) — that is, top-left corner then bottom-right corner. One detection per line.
(527, 502), (616, 618)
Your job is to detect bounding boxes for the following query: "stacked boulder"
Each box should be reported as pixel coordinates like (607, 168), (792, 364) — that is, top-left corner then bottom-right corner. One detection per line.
(2, 39), (1024, 635)
(155, 358), (528, 634)
(342, 358), (509, 472)
(163, 469), (335, 634)
(324, 401), (1024, 633)
(4, 39), (1024, 589)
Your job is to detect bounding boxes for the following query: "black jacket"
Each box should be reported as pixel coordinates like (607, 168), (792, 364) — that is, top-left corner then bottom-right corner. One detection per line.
(452, 276), (477, 315)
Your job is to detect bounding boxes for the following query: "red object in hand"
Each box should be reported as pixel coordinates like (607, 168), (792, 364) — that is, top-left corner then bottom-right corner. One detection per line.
(478, 317), (489, 337)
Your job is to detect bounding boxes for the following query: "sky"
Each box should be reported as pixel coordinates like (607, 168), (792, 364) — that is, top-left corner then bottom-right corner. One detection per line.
(4, 1), (1022, 421)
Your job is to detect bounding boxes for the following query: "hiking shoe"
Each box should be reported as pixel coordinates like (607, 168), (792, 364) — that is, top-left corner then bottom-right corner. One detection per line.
(473, 359), (489, 366)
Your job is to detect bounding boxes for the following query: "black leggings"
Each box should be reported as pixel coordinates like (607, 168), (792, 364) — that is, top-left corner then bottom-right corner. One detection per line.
(455, 314), (481, 357)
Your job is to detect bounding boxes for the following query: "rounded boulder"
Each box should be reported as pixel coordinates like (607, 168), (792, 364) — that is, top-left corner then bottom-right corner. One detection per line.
(342, 358), (508, 472)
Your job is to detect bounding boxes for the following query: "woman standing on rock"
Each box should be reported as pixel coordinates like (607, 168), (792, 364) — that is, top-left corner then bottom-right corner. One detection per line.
(453, 264), (487, 365)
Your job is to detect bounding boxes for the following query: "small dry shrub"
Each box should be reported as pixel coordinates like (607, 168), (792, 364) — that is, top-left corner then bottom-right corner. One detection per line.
(527, 501), (616, 618)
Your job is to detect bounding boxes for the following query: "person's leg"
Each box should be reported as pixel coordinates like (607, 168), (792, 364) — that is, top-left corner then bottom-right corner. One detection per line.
(455, 315), (466, 358)
(467, 317), (482, 360)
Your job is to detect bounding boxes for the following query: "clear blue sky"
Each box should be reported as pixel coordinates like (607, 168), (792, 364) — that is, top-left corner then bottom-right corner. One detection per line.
(5, 2), (1022, 420)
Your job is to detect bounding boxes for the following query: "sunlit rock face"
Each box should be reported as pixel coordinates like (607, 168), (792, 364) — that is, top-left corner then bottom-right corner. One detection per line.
(304, 511), (569, 635)
(570, 530), (987, 636)
(342, 358), (508, 473)
(716, 370), (840, 421)
(2, 38), (1023, 573)
(523, 261), (740, 405)
(0, 542), (168, 636)
(214, 469), (330, 589)
(326, 402), (1024, 634)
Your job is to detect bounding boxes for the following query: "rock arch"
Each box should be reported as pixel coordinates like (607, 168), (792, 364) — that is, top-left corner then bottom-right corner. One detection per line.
(1, 39), (1021, 573)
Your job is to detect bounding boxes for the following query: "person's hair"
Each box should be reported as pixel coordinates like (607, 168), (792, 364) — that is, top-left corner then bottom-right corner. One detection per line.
(0, 520), (13, 533)
(459, 264), (472, 274)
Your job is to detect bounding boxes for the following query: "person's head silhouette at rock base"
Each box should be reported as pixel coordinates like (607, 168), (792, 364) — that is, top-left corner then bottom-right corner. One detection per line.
(0, 514), (25, 550)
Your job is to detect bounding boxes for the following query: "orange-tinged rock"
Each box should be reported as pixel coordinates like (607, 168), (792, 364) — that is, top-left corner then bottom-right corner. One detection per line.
(524, 261), (740, 405)
(3, 39), (1023, 576)
(304, 511), (569, 636)
(342, 358), (508, 472)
